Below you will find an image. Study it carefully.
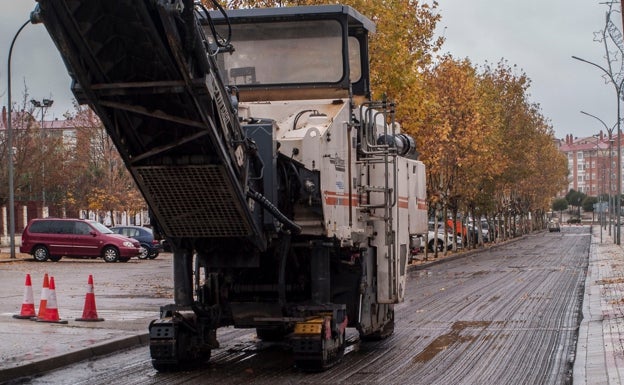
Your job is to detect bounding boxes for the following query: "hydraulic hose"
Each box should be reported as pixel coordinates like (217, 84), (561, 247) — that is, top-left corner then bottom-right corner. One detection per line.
(246, 189), (302, 235)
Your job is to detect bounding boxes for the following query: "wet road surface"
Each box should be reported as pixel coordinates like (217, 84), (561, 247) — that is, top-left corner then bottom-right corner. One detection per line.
(18, 227), (589, 384)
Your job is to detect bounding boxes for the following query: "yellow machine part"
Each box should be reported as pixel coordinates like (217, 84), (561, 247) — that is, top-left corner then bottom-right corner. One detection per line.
(294, 317), (325, 336)
(294, 313), (332, 337)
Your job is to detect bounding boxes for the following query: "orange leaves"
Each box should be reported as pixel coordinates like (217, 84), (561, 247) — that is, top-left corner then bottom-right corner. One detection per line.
(60, 106), (146, 215)
(411, 57), (567, 217)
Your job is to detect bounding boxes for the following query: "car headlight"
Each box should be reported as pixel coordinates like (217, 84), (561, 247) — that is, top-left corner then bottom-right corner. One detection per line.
(123, 241), (135, 248)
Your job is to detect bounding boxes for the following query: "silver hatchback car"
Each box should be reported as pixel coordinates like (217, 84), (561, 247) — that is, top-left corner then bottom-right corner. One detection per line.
(548, 220), (561, 232)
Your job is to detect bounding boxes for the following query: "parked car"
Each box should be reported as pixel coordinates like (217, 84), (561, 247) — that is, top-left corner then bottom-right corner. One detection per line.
(20, 218), (142, 262)
(425, 222), (462, 251)
(548, 220), (561, 232)
(110, 225), (162, 259)
(467, 219), (492, 243)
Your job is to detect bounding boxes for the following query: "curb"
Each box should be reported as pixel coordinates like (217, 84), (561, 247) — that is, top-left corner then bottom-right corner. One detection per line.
(408, 234), (528, 272)
(0, 258), (31, 263)
(0, 333), (149, 383)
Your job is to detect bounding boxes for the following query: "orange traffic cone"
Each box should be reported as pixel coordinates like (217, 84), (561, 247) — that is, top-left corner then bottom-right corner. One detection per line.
(36, 276), (68, 324)
(76, 274), (104, 322)
(13, 273), (36, 319)
(37, 273), (49, 319)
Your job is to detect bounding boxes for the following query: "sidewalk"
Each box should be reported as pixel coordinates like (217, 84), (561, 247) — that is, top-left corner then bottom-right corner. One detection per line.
(0, 247), (31, 262)
(574, 225), (624, 385)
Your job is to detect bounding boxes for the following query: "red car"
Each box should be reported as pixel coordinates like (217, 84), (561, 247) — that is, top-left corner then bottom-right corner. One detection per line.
(20, 218), (142, 262)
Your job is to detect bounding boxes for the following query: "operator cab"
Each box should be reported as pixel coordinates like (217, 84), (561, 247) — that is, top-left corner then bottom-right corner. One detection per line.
(206, 5), (375, 102)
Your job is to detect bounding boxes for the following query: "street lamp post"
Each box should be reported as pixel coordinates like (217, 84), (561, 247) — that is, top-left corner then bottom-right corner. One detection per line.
(30, 98), (53, 214)
(591, 136), (609, 243)
(6, 9), (42, 258)
(573, 56), (624, 245)
(581, 111), (617, 239)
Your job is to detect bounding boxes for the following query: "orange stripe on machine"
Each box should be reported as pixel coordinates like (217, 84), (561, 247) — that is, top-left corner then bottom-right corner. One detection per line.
(324, 191), (359, 206)
(324, 192), (426, 210)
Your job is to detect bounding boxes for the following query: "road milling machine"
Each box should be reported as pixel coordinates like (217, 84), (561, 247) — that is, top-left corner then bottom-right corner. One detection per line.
(34, 0), (428, 371)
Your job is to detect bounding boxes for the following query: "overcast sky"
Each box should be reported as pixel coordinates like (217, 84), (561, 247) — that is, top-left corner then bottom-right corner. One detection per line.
(0, 1), (618, 140)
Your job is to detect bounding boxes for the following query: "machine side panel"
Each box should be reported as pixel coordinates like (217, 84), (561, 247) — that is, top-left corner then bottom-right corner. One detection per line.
(408, 160), (428, 235)
(368, 158), (411, 304)
(316, 107), (359, 241)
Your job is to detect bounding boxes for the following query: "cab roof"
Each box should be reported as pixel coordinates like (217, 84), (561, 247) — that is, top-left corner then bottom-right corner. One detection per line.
(208, 4), (376, 33)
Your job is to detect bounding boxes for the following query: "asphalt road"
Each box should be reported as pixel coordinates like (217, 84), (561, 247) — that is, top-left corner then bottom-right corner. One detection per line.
(15, 227), (590, 384)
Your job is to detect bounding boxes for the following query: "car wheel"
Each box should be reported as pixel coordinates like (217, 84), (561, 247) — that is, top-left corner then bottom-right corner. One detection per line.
(102, 246), (120, 263)
(138, 245), (150, 259)
(428, 240), (444, 252)
(32, 245), (50, 262)
(148, 252), (159, 260)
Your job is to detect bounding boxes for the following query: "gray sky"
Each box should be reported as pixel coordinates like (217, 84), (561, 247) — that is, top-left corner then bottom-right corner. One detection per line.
(2, 2), (76, 122)
(436, 0), (618, 141)
(0, 1), (618, 140)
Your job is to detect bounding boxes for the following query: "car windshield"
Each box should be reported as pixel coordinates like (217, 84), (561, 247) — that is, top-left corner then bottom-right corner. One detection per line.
(89, 221), (113, 234)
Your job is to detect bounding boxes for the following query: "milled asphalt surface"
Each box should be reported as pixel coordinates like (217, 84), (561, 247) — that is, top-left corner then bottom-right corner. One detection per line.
(0, 225), (622, 384)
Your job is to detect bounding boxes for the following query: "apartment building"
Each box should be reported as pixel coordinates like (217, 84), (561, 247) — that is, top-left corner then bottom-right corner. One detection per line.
(558, 132), (617, 196)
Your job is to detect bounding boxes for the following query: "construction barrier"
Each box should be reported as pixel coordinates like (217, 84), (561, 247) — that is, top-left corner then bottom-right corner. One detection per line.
(76, 274), (104, 322)
(13, 274), (36, 319)
(36, 276), (68, 324)
(37, 273), (49, 319)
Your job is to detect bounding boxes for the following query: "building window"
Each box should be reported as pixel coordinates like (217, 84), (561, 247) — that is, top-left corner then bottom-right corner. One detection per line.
(577, 152), (583, 159)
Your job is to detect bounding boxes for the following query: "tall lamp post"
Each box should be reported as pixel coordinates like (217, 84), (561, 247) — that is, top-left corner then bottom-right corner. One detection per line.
(573, 55), (624, 245)
(31, 98), (53, 214)
(6, 9), (42, 258)
(581, 111), (617, 239)
(589, 137), (601, 241)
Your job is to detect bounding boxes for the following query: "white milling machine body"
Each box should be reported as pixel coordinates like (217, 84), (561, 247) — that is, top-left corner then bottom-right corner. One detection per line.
(34, 0), (427, 371)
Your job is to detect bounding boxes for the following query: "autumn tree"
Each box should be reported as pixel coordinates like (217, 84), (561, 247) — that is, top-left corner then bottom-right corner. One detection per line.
(456, 61), (559, 236)
(415, 56), (487, 248)
(0, 86), (69, 218)
(62, 104), (145, 222)
(0, 98), (147, 222)
(410, 57), (568, 243)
